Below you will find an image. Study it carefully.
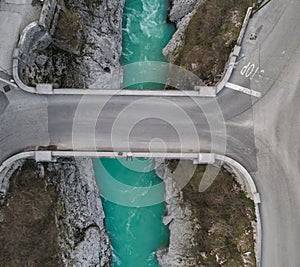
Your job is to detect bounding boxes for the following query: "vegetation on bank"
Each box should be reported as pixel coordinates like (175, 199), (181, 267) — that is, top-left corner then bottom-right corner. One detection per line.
(54, 8), (83, 53)
(168, 161), (256, 266)
(0, 161), (60, 267)
(173, 0), (256, 85)
(164, 1), (258, 265)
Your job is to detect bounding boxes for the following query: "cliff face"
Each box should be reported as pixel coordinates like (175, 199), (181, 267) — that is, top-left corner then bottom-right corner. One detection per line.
(57, 0), (125, 88)
(156, 161), (256, 267)
(163, 0), (205, 63)
(168, 0), (203, 23)
(46, 158), (111, 267)
(23, 0), (125, 88)
(165, 0), (254, 85)
(0, 158), (111, 266)
(156, 161), (203, 267)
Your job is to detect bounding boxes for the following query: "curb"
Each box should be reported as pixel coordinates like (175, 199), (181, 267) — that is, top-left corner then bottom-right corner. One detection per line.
(215, 154), (262, 267)
(0, 151), (219, 173)
(216, 7), (253, 94)
(12, 6), (253, 97)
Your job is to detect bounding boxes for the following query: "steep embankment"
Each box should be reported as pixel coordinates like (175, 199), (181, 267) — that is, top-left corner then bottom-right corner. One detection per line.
(156, 161), (256, 267)
(23, 0), (125, 88)
(0, 161), (60, 266)
(1, 0), (126, 265)
(156, 1), (257, 265)
(164, 0), (255, 85)
(0, 159), (112, 266)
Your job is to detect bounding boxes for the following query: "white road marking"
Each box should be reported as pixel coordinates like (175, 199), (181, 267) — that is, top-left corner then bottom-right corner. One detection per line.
(240, 61), (264, 80)
(225, 82), (262, 98)
(0, 77), (18, 88)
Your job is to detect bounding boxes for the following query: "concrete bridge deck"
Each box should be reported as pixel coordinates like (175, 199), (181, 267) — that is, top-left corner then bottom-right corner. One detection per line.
(1, 0), (300, 266)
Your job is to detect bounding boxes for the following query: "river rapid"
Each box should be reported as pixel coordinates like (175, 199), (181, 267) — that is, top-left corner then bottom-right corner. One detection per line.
(93, 0), (175, 266)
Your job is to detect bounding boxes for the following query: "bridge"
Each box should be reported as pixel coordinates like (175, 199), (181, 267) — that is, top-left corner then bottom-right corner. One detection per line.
(1, 0), (300, 266)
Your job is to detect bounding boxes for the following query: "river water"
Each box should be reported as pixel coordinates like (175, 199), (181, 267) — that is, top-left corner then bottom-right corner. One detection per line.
(93, 0), (175, 266)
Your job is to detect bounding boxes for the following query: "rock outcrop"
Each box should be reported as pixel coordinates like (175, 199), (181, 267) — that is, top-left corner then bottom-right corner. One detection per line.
(156, 161), (256, 267)
(23, 0), (125, 88)
(0, 158), (112, 266)
(46, 158), (111, 266)
(155, 162), (203, 267)
(169, 0), (203, 23)
(163, 0), (205, 62)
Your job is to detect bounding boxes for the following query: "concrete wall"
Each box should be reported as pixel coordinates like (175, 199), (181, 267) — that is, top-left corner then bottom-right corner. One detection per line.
(12, 0), (62, 92)
(13, 21), (52, 93)
(215, 7), (252, 94)
(39, 0), (62, 35)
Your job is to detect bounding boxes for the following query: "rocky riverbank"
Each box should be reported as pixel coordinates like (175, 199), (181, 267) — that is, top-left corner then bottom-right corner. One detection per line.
(156, 160), (256, 267)
(46, 158), (111, 266)
(163, 0), (205, 63)
(164, 0), (255, 85)
(0, 159), (111, 266)
(3, 0), (126, 264)
(23, 0), (125, 88)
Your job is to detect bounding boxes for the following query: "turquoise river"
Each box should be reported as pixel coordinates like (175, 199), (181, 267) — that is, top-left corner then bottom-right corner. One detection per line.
(93, 0), (175, 266)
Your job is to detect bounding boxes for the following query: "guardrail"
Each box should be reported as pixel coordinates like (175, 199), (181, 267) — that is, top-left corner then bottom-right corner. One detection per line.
(12, 6), (253, 97)
(0, 151), (215, 173)
(216, 6), (253, 94)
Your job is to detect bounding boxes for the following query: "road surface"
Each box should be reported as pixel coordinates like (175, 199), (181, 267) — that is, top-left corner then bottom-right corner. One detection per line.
(0, 0), (300, 266)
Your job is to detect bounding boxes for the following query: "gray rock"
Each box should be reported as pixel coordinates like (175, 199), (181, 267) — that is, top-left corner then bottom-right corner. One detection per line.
(156, 165), (203, 267)
(35, 54), (49, 67)
(23, 0), (125, 88)
(163, 12), (194, 63)
(47, 158), (111, 267)
(58, 0), (125, 88)
(155, 160), (202, 267)
(169, 0), (204, 23)
(0, 157), (111, 266)
(70, 226), (111, 267)
(163, 0), (206, 63)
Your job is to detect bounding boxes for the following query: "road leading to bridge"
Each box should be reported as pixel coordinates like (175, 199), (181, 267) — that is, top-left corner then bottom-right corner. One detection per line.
(0, 88), (256, 170)
(1, 0), (300, 266)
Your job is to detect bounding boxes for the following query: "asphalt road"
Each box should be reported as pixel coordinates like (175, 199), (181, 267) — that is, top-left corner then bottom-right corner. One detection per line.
(0, 89), (256, 169)
(0, 0), (300, 266)
(233, 0), (300, 266)
(0, 0), (41, 75)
